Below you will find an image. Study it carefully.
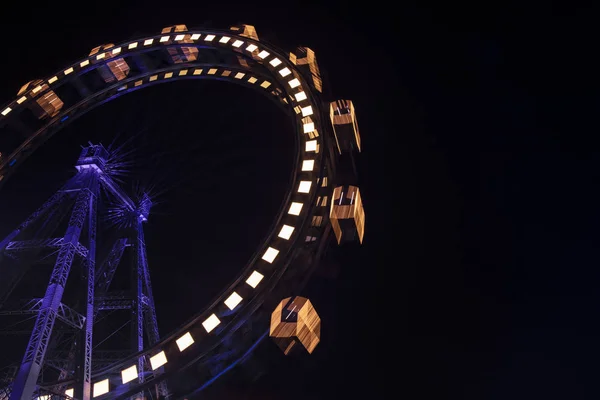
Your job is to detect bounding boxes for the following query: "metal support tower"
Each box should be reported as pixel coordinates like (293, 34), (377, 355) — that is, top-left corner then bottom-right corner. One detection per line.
(0, 144), (166, 400)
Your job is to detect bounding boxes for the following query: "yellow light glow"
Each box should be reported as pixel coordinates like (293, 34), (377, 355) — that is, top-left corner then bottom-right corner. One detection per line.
(232, 40), (244, 47)
(190, 33), (201, 40)
(48, 76), (58, 84)
(301, 106), (314, 117)
(298, 181), (312, 193)
(96, 53), (106, 60)
(262, 247), (279, 263)
(303, 122), (315, 133)
(204, 34), (216, 41)
(17, 96), (27, 104)
(219, 36), (231, 43)
(150, 75), (158, 81)
(149, 351), (167, 370)
(193, 69), (203, 75)
(121, 365), (138, 384)
(260, 81), (271, 88)
(208, 68), (217, 75)
(80, 60), (90, 67)
(65, 388), (73, 397)
(288, 78), (300, 88)
(93, 379), (109, 397)
(279, 67), (291, 77)
(112, 47), (121, 54)
(176, 332), (194, 352)
(1, 107), (11, 116)
(202, 314), (221, 333)
(278, 225), (295, 240)
(302, 160), (315, 171)
(128, 42), (138, 49)
(32, 85), (43, 94)
(144, 39), (154, 46)
(288, 202), (303, 215)
(134, 80), (142, 87)
(270, 58), (282, 67)
(222, 70), (232, 77)
(305, 140), (318, 152)
(64, 67), (74, 75)
(248, 77), (258, 84)
(160, 36), (170, 43)
(164, 72), (173, 78)
(179, 70), (188, 76)
(294, 91), (307, 101)
(175, 34), (185, 41)
(234, 72), (245, 79)
(258, 50), (270, 59)
(224, 292), (243, 310)
(246, 44), (258, 52)
(246, 270), (264, 288)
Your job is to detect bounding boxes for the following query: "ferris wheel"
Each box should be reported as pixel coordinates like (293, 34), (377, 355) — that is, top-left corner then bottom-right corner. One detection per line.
(0, 24), (365, 400)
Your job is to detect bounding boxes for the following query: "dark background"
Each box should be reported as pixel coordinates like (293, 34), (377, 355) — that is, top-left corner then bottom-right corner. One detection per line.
(1, 0), (600, 399)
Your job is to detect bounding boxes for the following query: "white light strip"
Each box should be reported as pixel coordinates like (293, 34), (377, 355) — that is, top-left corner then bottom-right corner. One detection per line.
(1, 107), (11, 116)
(246, 44), (258, 52)
(48, 76), (58, 84)
(303, 122), (315, 133)
(262, 247), (279, 263)
(64, 67), (74, 75)
(294, 91), (307, 101)
(144, 39), (154, 46)
(176, 332), (194, 352)
(80, 60), (90, 67)
(17, 96), (26, 104)
(279, 67), (291, 77)
(288, 202), (303, 215)
(269, 58), (282, 67)
(246, 270), (264, 288)
(128, 42), (138, 49)
(234, 72), (245, 79)
(96, 53), (105, 60)
(224, 292), (243, 310)
(298, 181), (312, 193)
(190, 33), (201, 40)
(112, 47), (121, 54)
(160, 36), (170, 43)
(121, 365), (138, 384)
(93, 379), (109, 397)
(258, 50), (270, 59)
(202, 314), (221, 333)
(288, 78), (300, 88)
(301, 106), (313, 117)
(305, 140), (318, 152)
(232, 40), (244, 47)
(302, 160), (315, 171)
(219, 36), (231, 43)
(278, 225), (295, 240)
(175, 34), (185, 41)
(204, 34), (216, 41)
(149, 351), (167, 370)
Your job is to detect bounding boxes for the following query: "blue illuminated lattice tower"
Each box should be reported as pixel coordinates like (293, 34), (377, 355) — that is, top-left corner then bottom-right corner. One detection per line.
(0, 144), (166, 400)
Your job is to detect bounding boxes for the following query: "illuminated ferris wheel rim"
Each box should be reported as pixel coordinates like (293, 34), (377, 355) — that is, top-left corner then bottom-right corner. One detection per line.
(0, 25), (331, 398)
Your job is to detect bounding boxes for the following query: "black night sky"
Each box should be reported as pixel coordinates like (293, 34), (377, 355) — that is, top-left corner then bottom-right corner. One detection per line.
(2, 1), (600, 399)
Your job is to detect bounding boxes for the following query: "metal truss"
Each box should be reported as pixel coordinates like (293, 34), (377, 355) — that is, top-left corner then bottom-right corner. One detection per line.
(4, 238), (89, 259)
(95, 239), (129, 294)
(0, 299), (85, 330)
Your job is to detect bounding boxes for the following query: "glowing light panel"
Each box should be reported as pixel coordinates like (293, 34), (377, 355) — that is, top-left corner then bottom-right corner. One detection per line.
(302, 160), (315, 171)
(279, 67), (291, 77)
(278, 225), (295, 240)
(305, 140), (317, 152)
(301, 106), (314, 116)
(288, 202), (303, 215)
(262, 247), (279, 263)
(246, 44), (258, 52)
(258, 50), (270, 59)
(204, 34), (215, 41)
(288, 78), (300, 88)
(246, 271), (264, 288)
(225, 292), (243, 310)
(176, 332), (194, 352)
(203, 314), (221, 333)
(232, 40), (244, 47)
(298, 181), (312, 193)
(93, 379), (109, 397)
(270, 58), (282, 67)
(121, 365), (138, 384)
(295, 91), (307, 101)
(149, 351), (167, 370)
